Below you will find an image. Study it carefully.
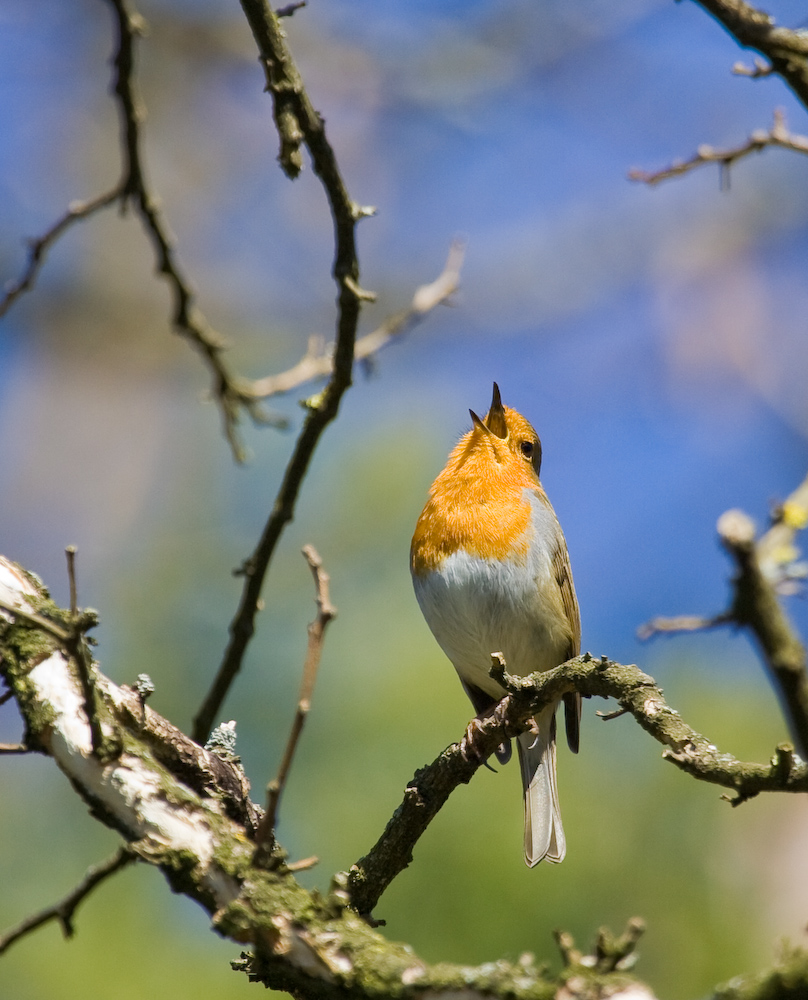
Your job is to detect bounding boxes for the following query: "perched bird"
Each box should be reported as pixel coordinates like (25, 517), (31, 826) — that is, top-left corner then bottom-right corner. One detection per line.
(410, 383), (580, 867)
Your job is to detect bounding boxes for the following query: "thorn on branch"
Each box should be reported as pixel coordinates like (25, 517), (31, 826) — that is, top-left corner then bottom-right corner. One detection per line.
(276, 1), (306, 16)
(343, 275), (377, 303)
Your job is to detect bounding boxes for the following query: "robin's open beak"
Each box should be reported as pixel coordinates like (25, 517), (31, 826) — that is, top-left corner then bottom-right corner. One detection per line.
(485, 382), (507, 439)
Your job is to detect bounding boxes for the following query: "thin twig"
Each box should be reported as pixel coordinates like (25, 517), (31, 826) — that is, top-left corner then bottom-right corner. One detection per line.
(66, 545), (78, 618)
(253, 545), (336, 862)
(0, 847), (136, 955)
(246, 239), (465, 400)
(191, 246), (463, 746)
(0, 187), (122, 317)
(596, 706), (629, 721)
(104, 0), (283, 460)
(629, 109), (808, 187)
(62, 547), (106, 758)
(637, 612), (731, 640)
(286, 855), (318, 872)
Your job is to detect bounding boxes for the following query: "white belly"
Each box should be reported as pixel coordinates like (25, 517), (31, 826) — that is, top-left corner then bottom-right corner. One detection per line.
(413, 537), (568, 700)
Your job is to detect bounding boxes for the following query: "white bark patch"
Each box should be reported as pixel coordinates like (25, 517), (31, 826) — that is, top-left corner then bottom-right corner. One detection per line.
(1, 555), (240, 908)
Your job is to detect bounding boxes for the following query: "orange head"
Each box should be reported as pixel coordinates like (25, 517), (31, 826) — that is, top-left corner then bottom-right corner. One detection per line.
(411, 384), (546, 574)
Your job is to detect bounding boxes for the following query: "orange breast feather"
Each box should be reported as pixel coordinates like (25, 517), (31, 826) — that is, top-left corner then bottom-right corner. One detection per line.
(411, 429), (538, 576)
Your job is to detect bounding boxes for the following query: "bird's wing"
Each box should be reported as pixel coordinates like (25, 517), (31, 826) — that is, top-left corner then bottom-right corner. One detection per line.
(553, 539), (582, 754)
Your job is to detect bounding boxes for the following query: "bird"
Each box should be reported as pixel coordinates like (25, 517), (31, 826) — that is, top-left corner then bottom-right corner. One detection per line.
(410, 383), (580, 867)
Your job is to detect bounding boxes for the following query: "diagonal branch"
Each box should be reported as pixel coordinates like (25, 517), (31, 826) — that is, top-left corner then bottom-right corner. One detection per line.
(0, 187), (122, 317)
(347, 652), (808, 916)
(0, 847), (137, 955)
(104, 0), (282, 460)
(692, 0), (808, 110)
(246, 239), (465, 399)
(629, 108), (808, 187)
(189, 257), (462, 744)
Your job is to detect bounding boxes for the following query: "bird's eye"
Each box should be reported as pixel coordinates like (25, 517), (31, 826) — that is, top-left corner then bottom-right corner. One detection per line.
(520, 440), (534, 458)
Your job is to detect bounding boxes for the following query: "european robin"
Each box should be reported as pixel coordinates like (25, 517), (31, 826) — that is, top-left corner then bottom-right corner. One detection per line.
(410, 383), (580, 866)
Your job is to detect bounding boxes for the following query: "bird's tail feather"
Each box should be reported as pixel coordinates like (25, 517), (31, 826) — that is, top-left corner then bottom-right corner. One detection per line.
(517, 703), (565, 867)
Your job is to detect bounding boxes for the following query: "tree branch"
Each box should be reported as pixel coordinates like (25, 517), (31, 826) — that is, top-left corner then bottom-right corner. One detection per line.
(0, 187), (122, 317)
(1, 555), (660, 1000)
(640, 478), (808, 761)
(0, 847), (137, 956)
(245, 239), (465, 400)
(346, 652), (808, 917)
(253, 545), (336, 861)
(629, 109), (808, 187)
(718, 508), (808, 760)
(692, 0), (808, 110)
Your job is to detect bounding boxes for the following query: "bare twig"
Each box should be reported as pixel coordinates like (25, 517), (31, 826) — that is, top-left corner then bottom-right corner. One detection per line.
(629, 109), (808, 187)
(637, 612), (731, 640)
(189, 0), (376, 742)
(0, 847), (136, 955)
(66, 545), (79, 618)
(253, 546), (336, 862)
(0, 187), (122, 317)
(286, 855), (318, 871)
(62, 547), (107, 758)
(247, 239), (465, 400)
(104, 0), (286, 460)
(596, 706), (629, 721)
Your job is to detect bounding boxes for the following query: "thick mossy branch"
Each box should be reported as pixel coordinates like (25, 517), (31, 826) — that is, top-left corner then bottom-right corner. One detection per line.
(712, 945), (808, 1000)
(1, 556), (805, 999)
(0, 557), (644, 999)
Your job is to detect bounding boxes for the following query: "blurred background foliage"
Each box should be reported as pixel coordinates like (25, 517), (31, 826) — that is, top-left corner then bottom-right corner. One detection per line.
(2, 0), (808, 997)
